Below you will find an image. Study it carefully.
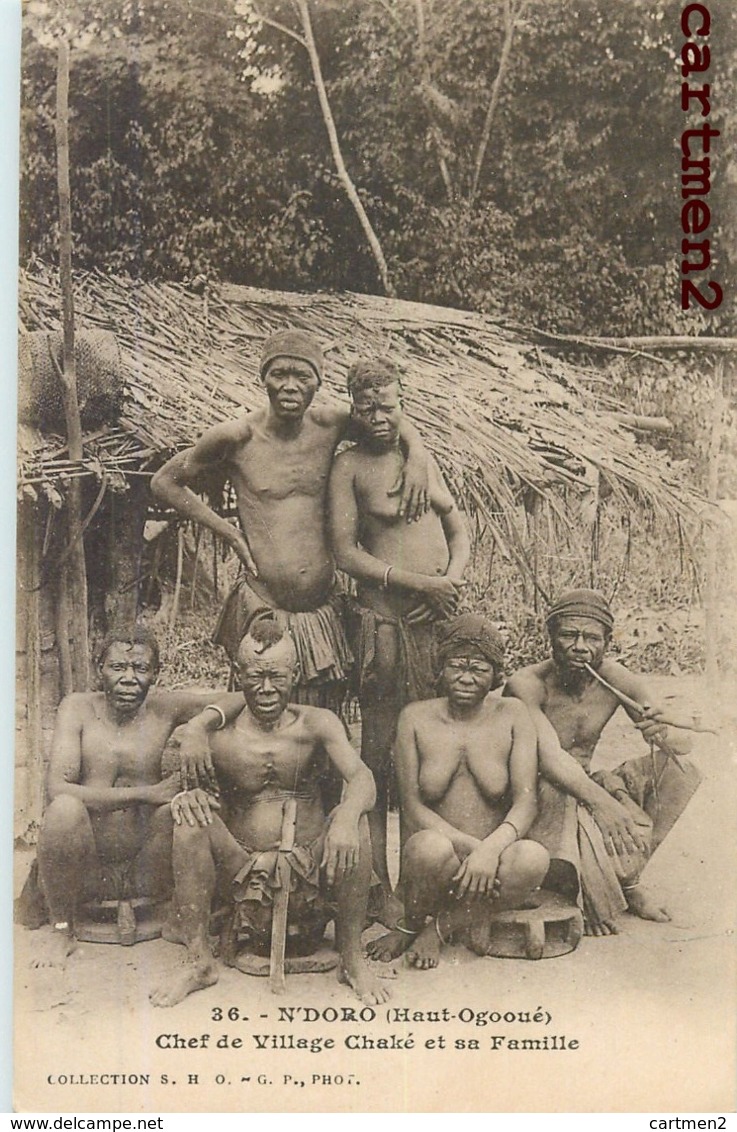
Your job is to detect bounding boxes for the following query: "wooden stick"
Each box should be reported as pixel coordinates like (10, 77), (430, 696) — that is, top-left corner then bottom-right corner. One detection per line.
(169, 524), (184, 630)
(269, 797), (298, 995)
(583, 663), (716, 734)
(55, 37), (89, 690)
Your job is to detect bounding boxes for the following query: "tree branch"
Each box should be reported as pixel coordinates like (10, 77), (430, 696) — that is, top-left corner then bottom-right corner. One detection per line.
(251, 3), (306, 47)
(292, 0), (395, 295)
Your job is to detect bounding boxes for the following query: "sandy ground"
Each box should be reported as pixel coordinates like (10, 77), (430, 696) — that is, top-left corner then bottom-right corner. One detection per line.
(12, 675), (737, 1114)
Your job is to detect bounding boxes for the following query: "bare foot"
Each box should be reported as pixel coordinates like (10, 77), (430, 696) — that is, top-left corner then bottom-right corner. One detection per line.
(149, 959), (218, 1007)
(366, 929), (415, 963)
(626, 886), (670, 923)
(30, 927), (75, 970)
(583, 915), (618, 937)
(406, 922), (441, 969)
(338, 955), (391, 1005)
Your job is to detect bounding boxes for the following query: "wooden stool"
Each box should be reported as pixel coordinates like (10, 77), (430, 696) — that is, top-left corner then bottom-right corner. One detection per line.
(476, 892), (583, 960)
(75, 896), (168, 946)
(233, 949), (340, 977)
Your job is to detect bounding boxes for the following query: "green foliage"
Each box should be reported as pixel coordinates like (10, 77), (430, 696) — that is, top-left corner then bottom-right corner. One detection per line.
(20, 0), (737, 333)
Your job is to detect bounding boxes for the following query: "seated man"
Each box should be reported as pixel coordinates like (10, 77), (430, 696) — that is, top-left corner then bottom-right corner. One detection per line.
(505, 588), (701, 935)
(369, 614), (549, 969)
(328, 357), (470, 921)
(149, 618), (390, 1009)
(28, 626), (242, 969)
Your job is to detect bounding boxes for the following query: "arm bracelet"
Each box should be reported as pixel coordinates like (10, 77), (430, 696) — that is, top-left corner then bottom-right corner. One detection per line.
(170, 790), (189, 814)
(203, 703), (227, 730)
(500, 819), (519, 841)
(381, 564), (394, 590)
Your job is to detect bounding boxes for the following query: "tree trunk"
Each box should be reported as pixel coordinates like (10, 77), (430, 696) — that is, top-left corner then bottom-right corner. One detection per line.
(414, 0), (454, 203)
(293, 0), (395, 296)
(468, 0), (518, 209)
(56, 38), (89, 690)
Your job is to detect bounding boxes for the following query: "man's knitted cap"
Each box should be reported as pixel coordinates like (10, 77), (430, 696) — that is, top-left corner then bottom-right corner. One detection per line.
(545, 588), (614, 632)
(259, 329), (323, 385)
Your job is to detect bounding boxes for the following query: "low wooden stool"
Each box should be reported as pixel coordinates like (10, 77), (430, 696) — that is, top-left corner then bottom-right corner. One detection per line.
(75, 896), (168, 946)
(473, 892), (583, 960)
(233, 949), (340, 977)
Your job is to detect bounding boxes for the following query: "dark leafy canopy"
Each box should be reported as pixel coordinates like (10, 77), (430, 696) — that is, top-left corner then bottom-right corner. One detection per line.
(21, 0), (736, 333)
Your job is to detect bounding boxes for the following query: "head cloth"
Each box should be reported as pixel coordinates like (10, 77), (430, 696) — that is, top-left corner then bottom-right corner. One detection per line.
(545, 588), (614, 632)
(260, 329), (323, 386)
(437, 613), (505, 671)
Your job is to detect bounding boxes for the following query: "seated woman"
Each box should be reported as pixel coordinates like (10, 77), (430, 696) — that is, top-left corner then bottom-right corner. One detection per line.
(369, 614), (549, 969)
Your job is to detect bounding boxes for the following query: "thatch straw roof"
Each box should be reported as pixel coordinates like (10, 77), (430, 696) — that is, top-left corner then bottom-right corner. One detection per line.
(18, 263), (701, 581)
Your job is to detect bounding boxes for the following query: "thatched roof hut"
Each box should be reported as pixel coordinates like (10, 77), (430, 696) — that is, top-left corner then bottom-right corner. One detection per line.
(19, 262), (698, 526)
(15, 263), (701, 837)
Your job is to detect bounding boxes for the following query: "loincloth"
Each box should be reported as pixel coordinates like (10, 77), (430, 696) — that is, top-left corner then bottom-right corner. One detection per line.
(230, 822), (335, 957)
(530, 750), (702, 926)
(213, 576), (352, 713)
(350, 603), (440, 705)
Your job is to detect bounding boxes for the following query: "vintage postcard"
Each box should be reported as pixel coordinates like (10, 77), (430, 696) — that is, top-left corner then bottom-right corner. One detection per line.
(12, 0), (736, 1115)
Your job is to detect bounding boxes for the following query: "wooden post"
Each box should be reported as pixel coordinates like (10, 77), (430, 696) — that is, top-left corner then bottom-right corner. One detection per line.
(55, 566), (74, 698)
(23, 508), (45, 833)
(108, 477), (149, 626)
(56, 37), (89, 689)
(169, 524), (184, 629)
(704, 362), (725, 685)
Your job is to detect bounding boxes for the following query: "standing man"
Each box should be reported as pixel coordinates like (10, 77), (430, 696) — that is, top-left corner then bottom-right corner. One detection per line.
(149, 618), (389, 1009)
(505, 589), (701, 935)
(151, 330), (429, 722)
(28, 626), (241, 969)
(328, 358), (470, 922)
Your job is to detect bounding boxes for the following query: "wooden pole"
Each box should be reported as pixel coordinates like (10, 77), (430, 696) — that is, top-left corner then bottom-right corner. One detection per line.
(24, 511), (45, 832)
(55, 37), (89, 689)
(55, 567), (74, 698)
(108, 477), (148, 626)
(704, 362), (725, 685)
(169, 524), (184, 630)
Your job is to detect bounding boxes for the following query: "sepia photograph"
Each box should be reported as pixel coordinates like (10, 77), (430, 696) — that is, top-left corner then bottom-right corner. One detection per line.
(12, 0), (737, 1115)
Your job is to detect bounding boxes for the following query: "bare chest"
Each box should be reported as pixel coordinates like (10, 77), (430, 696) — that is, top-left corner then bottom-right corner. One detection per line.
(80, 715), (168, 784)
(213, 726), (318, 793)
(354, 454), (404, 523)
(544, 686), (614, 755)
(232, 427), (335, 502)
(416, 718), (511, 801)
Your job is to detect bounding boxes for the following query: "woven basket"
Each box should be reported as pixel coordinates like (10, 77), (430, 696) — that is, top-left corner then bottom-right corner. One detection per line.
(18, 329), (125, 432)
